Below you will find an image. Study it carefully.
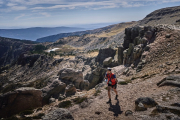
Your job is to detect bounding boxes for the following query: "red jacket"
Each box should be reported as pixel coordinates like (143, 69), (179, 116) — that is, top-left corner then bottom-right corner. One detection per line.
(106, 73), (116, 85)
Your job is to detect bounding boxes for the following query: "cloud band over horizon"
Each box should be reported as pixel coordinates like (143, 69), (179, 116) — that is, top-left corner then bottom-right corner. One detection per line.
(0, 0), (180, 28)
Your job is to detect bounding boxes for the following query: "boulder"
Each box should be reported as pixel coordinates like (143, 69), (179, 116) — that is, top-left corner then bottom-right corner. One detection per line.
(0, 87), (42, 118)
(135, 97), (157, 109)
(42, 108), (74, 120)
(103, 57), (113, 67)
(58, 68), (83, 89)
(95, 48), (116, 64)
(65, 84), (76, 97)
(49, 98), (56, 104)
(85, 67), (106, 89)
(135, 102), (147, 111)
(42, 80), (66, 104)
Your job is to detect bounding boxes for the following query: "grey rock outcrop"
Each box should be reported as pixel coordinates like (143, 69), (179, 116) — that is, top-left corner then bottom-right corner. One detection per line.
(95, 48), (116, 64)
(84, 67), (106, 89)
(122, 26), (156, 71)
(42, 80), (66, 104)
(58, 68), (84, 89)
(117, 46), (124, 65)
(42, 108), (74, 120)
(103, 57), (113, 67)
(157, 75), (180, 87)
(0, 87), (42, 118)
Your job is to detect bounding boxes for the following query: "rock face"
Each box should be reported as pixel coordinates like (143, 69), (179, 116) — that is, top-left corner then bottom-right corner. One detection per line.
(121, 26), (157, 72)
(95, 48), (116, 64)
(42, 80), (66, 104)
(58, 68), (84, 89)
(65, 84), (76, 97)
(84, 67), (106, 89)
(42, 108), (74, 120)
(0, 37), (34, 68)
(0, 87), (42, 118)
(117, 46), (124, 65)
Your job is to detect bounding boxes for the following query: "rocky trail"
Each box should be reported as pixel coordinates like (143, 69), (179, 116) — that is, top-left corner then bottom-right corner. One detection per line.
(69, 73), (179, 120)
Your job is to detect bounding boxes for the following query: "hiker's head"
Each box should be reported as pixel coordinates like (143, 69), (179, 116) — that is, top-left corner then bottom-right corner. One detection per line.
(107, 68), (112, 74)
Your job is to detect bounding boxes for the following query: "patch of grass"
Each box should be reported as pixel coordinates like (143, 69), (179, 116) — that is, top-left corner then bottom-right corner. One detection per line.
(58, 100), (72, 108)
(118, 80), (131, 85)
(94, 90), (101, 96)
(105, 86), (108, 90)
(73, 97), (87, 104)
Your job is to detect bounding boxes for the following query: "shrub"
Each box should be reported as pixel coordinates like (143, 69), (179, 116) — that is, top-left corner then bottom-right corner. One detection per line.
(73, 97), (87, 104)
(31, 45), (46, 54)
(94, 90), (101, 96)
(58, 100), (72, 108)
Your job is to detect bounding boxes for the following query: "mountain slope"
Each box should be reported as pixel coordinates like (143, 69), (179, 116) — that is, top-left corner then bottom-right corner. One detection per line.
(0, 27), (84, 41)
(36, 24), (117, 42)
(139, 5), (180, 26)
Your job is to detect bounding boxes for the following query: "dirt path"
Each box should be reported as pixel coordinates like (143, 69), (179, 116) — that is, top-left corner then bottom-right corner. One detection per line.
(69, 74), (175, 120)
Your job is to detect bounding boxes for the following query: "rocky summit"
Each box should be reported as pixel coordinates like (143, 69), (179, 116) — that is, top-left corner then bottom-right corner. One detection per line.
(0, 5), (180, 120)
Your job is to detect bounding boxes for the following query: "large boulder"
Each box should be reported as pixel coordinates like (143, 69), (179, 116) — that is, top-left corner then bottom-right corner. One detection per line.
(95, 48), (116, 64)
(0, 87), (42, 118)
(84, 67), (106, 89)
(42, 108), (74, 120)
(135, 97), (157, 111)
(42, 79), (66, 104)
(65, 84), (76, 97)
(58, 68), (83, 89)
(103, 57), (113, 67)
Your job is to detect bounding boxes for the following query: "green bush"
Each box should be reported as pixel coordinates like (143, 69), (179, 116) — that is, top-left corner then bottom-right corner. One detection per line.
(73, 97), (87, 104)
(94, 90), (101, 96)
(31, 45), (46, 54)
(58, 100), (72, 108)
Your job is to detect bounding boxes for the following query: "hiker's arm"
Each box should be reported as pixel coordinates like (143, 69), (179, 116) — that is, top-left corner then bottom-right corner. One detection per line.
(115, 78), (118, 82)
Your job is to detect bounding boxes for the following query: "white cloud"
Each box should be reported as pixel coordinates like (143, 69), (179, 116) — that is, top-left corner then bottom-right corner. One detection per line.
(1, 0), (180, 12)
(11, 6), (27, 10)
(14, 14), (25, 20)
(39, 12), (51, 17)
(7, 3), (17, 6)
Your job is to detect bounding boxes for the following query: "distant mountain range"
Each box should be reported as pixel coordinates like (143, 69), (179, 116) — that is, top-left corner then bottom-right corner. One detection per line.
(36, 24), (117, 42)
(0, 27), (85, 41)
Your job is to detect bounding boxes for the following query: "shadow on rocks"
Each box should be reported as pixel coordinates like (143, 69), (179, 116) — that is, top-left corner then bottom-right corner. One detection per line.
(108, 99), (123, 117)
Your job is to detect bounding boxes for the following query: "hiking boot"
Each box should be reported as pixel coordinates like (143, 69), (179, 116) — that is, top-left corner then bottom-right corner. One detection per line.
(115, 95), (118, 100)
(106, 99), (111, 104)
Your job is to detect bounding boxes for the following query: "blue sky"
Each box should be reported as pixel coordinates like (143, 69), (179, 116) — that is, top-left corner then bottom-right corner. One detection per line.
(0, 0), (180, 29)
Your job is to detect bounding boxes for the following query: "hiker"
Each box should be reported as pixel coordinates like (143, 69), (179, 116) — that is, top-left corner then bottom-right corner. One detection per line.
(105, 68), (118, 103)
